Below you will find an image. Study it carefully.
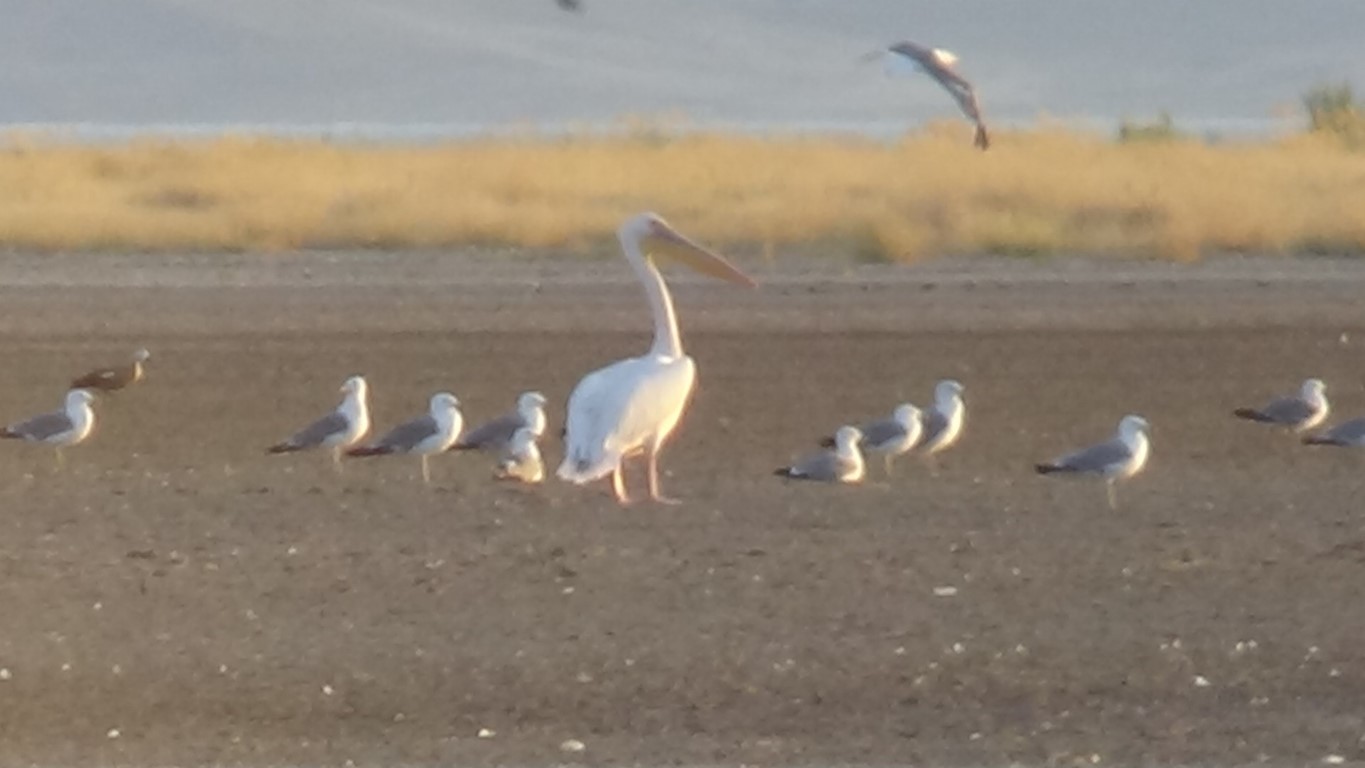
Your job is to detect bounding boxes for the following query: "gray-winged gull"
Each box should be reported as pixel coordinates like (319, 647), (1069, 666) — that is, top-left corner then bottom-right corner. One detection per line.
(450, 391), (547, 453)
(1234, 378), (1328, 433)
(495, 426), (545, 484)
(1, 389), (98, 469)
(1036, 414), (1151, 510)
(347, 392), (463, 484)
(268, 375), (371, 472)
(777, 425), (865, 484)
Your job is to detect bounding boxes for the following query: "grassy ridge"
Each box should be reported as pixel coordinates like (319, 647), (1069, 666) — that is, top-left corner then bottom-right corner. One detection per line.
(1, 126), (1363, 259)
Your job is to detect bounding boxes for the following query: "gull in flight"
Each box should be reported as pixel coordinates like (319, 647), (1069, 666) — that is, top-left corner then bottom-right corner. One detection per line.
(267, 375), (372, 472)
(1303, 416), (1365, 447)
(557, 212), (755, 504)
(1036, 414), (1152, 511)
(450, 391), (547, 454)
(1, 389), (98, 469)
(864, 40), (991, 150)
(495, 426), (545, 484)
(777, 425), (866, 484)
(347, 392), (463, 484)
(1234, 378), (1329, 433)
(70, 348), (150, 393)
(821, 403), (923, 477)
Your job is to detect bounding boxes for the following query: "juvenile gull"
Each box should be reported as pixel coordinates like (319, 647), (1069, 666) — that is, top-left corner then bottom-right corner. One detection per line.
(1036, 414), (1151, 511)
(916, 379), (966, 471)
(495, 426), (545, 484)
(267, 375), (371, 472)
(347, 392), (462, 484)
(822, 403), (923, 477)
(865, 40), (991, 150)
(1, 389), (97, 469)
(1234, 378), (1329, 433)
(777, 426), (865, 484)
(71, 348), (150, 393)
(1303, 417), (1365, 447)
(450, 391), (547, 453)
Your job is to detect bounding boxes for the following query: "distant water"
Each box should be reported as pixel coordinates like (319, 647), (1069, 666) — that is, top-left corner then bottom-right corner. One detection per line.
(1, 0), (1360, 142)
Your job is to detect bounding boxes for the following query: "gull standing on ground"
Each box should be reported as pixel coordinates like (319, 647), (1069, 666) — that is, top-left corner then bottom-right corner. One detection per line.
(450, 391), (547, 453)
(1, 389), (97, 469)
(267, 375), (371, 472)
(557, 212), (756, 504)
(1234, 378), (1329, 433)
(1036, 414), (1152, 511)
(1303, 416), (1365, 447)
(864, 40), (991, 150)
(777, 426), (865, 484)
(347, 392), (463, 484)
(495, 426), (546, 484)
(70, 348), (150, 393)
(917, 379), (966, 471)
(822, 403), (923, 477)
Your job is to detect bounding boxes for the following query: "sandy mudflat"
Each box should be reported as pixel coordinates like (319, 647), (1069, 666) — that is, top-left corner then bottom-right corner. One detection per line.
(1, 252), (1364, 766)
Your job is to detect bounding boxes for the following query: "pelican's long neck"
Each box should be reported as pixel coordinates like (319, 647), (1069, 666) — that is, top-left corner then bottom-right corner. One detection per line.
(624, 234), (684, 359)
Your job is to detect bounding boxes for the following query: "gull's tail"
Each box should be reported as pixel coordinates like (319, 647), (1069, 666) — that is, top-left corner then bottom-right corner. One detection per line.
(1233, 408), (1272, 423)
(1035, 463), (1064, 475)
(345, 445), (392, 458)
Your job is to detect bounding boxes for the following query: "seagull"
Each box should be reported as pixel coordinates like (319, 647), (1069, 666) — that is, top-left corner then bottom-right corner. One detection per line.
(865, 40), (991, 150)
(267, 375), (371, 472)
(346, 392), (463, 484)
(1, 389), (98, 469)
(916, 379), (966, 471)
(70, 348), (150, 393)
(777, 425), (865, 484)
(1234, 378), (1329, 433)
(1303, 416), (1365, 447)
(1036, 414), (1152, 511)
(449, 391), (547, 454)
(820, 403), (923, 477)
(495, 426), (545, 484)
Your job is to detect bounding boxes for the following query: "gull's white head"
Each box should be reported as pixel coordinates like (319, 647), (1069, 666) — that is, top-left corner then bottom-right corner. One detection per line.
(341, 375), (368, 396)
(620, 212), (756, 288)
(935, 379), (965, 405)
(893, 403), (922, 425)
(518, 391), (548, 412)
(1302, 378), (1327, 399)
(1118, 414), (1150, 439)
(66, 389), (96, 409)
(835, 425), (864, 449)
(430, 392), (460, 415)
(133, 348), (151, 363)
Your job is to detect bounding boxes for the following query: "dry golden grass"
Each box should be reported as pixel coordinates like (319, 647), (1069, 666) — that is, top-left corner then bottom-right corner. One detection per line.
(1, 125), (1364, 259)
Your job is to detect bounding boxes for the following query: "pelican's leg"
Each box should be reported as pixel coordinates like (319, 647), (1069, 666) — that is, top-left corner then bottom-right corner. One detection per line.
(421, 455), (431, 486)
(646, 443), (681, 505)
(1107, 482), (1118, 511)
(611, 464), (632, 504)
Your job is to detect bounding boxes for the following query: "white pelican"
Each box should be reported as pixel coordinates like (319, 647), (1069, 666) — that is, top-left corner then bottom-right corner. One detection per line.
(865, 40), (991, 150)
(268, 375), (372, 472)
(916, 379), (966, 471)
(1, 389), (97, 469)
(557, 212), (756, 504)
(777, 425), (865, 484)
(495, 426), (545, 484)
(71, 348), (150, 392)
(347, 392), (462, 484)
(1234, 378), (1329, 433)
(1036, 414), (1151, 511)
(450, 391), (547, 453)
(1304, 416), (1365, 447)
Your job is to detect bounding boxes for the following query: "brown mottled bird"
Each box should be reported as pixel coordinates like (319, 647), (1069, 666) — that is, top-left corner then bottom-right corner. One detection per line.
(70, 348), (150, 392)
(865, 40), (991, 150)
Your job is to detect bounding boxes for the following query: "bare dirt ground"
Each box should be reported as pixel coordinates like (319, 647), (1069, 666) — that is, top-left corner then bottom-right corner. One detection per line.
(2, 253), (1365, 767)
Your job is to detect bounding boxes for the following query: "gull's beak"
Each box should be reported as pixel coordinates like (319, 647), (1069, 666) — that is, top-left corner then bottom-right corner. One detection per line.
(646, 220), (756, 288)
